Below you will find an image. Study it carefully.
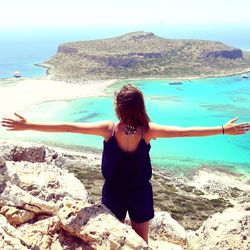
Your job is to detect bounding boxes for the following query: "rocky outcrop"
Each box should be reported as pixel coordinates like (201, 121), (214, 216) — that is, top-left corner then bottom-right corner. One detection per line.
(1, 182), (58, 215)
(58, 46), (78, 54)
(1, 142), (250, 250)
(188, 203), (250, 250)
(0, 145), (149, 249)
(203, 49), (243, 59)
(0, 214), (29, 250)
(120, 31), (155, 41)
(150, 212), (187, 247)
(10, 144), (46, 162)
(59, 203), (148, 249)
(0, 205), (35, 226)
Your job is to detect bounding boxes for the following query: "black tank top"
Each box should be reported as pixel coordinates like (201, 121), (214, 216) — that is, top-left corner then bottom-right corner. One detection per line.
(101, 124), (152, 190)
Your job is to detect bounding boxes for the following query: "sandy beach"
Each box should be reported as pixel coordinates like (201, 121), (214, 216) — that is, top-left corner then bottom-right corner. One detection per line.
(0, 76), (117, 118)
(1, 69), (249, 119)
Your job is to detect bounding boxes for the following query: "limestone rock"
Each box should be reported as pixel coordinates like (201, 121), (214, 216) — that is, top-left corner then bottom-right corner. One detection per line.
(0, 155), (7, 193)
(149, 239), (184, 250)
(0, 205), (35, 226)
(60, 203), (149, 249)
(0, 155), (20, 193)
(52, 230), (93, 250)
(10, 144), (46, 162)
(203, 49), (243, 59)
(0, 140), (60, 163)
(0, 182), (58, 215)
(9, 160), (88, 207)
(188, 203), (250, 250)
(150, 212), (187, 247)
(0, 214), (29, 250)
(18, 216), (60, 249)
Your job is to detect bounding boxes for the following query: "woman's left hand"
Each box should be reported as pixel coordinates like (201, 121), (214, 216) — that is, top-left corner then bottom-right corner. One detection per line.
(223, 117), (250, 135)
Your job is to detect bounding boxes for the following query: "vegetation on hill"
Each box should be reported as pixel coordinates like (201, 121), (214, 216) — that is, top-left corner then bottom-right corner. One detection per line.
(41, 31), (250, 81)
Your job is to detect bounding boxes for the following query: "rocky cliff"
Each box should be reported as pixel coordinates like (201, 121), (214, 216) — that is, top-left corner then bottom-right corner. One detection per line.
(0, 141), (250, 249)
(41, 31), (250, 81)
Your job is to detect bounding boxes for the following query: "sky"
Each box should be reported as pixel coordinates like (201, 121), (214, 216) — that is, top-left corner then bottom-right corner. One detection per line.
(1, 0), (250, 28)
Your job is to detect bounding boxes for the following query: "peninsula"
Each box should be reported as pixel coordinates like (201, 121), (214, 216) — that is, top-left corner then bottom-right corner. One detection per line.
(40, 31), (250, 82)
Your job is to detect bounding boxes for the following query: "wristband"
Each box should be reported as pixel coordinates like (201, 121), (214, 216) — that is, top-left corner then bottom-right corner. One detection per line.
(222, 125), (225, 134)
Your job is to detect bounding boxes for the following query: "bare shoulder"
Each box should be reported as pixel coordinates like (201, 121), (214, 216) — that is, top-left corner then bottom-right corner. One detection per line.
(145, 122), (183, 140)
(101, 120), (115, 140)
(144, 122), (159, 142)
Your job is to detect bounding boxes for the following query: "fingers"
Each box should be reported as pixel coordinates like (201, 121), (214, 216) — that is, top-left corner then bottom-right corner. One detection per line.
(229, 117), (239, 123)
(236, 123), (250, 131)
(6, 128), (16, 131)
(1, 119), (15, 126)
(1, 121), (15, 129)
(2, 123), (14, 128)
(238, 122), (250, 126)
(14, 113), (24, 119)
(2, 118), (14, 122)
(1, 118), (15, 129)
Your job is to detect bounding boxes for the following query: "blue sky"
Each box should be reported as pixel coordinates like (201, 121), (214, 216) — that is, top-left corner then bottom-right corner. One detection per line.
(1, 0), (250, 28)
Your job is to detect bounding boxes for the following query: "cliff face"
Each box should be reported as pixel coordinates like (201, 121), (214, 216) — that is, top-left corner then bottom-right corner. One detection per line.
(203, 49), (243, 59)
(42, 31), (250, 81)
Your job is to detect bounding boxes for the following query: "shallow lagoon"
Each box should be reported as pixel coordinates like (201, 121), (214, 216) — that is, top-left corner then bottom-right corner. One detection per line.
(2, 76), (250, 175)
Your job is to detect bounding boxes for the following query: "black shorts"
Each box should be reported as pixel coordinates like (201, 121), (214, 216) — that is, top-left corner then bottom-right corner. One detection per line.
(102, 181), (154, 223)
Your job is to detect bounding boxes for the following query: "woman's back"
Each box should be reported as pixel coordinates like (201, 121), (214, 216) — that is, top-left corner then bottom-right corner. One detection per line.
(102, 122), (152, 189)
(107, 122), (149, 153)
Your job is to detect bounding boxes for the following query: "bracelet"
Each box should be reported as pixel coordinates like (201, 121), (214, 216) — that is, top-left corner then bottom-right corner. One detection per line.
(222, 125), (225, 134)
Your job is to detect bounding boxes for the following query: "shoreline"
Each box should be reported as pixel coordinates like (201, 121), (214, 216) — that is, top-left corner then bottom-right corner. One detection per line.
(1, 67), (249, 115)
(36, 61), (250, 82)
(0, 76), (117, 117)
(116, 68), (250, 82)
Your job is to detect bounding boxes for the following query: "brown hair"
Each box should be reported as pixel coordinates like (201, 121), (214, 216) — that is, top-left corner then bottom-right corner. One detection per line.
(114, 84), (150, 129)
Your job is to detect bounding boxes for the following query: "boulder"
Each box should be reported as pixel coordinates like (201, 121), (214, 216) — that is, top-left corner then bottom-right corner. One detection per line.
(149, 239), (184, 250)
(0, 205), (35, 226)
(18, 216), (60, 249)
(150, 211), (187, 247)
(0, 214), (29, 250)
(10, 160), (88, 207)
(188, 203), (250, 250)
(0, 155), (20, 193)
(10, 144), (46, 162)
(0, 182), (58, 215)
(60, 203), (149, 250)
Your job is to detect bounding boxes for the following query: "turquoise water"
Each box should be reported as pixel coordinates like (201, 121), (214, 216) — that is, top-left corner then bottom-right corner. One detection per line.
(0, 27), (249, 175)
(2, 76), (250, 175)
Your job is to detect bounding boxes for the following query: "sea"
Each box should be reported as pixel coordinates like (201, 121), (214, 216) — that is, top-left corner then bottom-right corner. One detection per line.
(0, 25), (250, 176)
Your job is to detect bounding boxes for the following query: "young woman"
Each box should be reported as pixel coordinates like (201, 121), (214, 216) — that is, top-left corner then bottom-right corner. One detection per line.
(1, 84), (250, 243)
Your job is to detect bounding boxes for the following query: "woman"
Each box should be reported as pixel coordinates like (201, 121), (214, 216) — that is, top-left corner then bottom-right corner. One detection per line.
(1, 84), (250, 243)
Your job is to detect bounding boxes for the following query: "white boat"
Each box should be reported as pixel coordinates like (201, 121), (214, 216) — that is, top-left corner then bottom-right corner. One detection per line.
(241, 74), (248, 79)
(13, 71), (21, 78)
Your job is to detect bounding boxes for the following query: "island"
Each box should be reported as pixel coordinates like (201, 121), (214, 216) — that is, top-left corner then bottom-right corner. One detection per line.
(39, 31), (250, 82)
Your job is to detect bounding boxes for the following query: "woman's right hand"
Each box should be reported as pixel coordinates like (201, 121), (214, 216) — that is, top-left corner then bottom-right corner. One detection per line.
(1, 113), (28, 131)
(223, 117), (250, 135)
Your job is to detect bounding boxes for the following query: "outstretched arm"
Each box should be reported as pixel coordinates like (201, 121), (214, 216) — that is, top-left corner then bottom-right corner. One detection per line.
(1, 113), (112, 139)
(148, 117), (250, 139)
